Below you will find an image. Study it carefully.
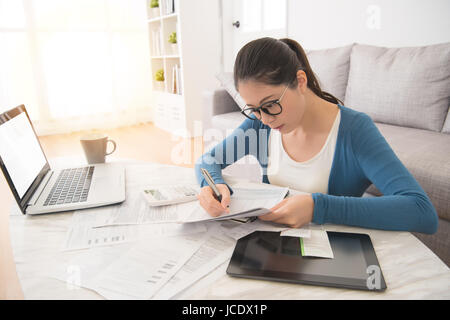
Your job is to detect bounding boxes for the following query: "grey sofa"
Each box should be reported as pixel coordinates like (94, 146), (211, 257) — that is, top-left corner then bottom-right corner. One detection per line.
(202, 42), (450, 266)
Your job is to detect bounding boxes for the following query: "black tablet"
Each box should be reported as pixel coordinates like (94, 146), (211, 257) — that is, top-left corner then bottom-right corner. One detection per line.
(227, 231), (387, 292)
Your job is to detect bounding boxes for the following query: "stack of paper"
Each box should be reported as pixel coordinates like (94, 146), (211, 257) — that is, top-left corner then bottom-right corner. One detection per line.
(46, 164), (333, 300)
(181, 187), (289, 223)
(89, 232), (209, 299)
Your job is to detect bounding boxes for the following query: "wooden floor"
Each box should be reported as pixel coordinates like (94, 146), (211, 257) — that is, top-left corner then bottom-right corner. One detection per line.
(38, 122), (204, 168)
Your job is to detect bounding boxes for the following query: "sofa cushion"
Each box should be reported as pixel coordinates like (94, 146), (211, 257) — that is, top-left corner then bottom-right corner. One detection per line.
(306, 44), (353, 103)
(216, 43), (353, 110)
(366, 123), (450, 221)
(215, 72), (246, 110)
(345, 43), (450, 132)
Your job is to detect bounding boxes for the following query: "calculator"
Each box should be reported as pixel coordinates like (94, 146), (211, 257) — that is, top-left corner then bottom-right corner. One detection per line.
(142, 184), (199, 206)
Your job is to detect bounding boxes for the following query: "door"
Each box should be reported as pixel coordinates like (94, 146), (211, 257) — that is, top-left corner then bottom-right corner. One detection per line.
(222, 0), (287, 72)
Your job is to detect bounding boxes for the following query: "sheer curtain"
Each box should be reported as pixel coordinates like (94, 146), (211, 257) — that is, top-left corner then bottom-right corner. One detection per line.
(0, 0), (153, 135)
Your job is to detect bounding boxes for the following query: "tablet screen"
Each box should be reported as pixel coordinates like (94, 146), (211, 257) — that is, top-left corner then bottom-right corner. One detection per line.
(239, 233), (368, 279)
(228, 231), (386, 291)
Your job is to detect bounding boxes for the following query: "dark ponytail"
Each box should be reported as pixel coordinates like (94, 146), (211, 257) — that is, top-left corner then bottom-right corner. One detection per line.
(233, 37), (343, 105)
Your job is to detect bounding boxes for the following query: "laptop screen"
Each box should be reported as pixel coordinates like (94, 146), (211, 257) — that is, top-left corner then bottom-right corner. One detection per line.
(0, 110), (47, 198)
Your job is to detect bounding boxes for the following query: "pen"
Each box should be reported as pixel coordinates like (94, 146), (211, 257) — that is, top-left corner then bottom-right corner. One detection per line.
(200, 168), (223, 203)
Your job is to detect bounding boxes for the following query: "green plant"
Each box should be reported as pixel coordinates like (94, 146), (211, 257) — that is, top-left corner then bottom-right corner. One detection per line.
(150, 0), (159, 8)
(155, 69), (164, 81)
(168, 32), (177, 44)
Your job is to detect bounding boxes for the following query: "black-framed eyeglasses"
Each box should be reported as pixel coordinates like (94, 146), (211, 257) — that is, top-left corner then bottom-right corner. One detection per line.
(241, 83), (290, 120)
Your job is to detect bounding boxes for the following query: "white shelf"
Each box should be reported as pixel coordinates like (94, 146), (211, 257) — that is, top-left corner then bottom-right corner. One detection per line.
(162, 13), (178, 20)
(147, 17), (161, 23)
(151, 55), (180, 59)
(146, 0), (218, 138)
(147, 13), (178, 23)
(147, 0), (184, 135)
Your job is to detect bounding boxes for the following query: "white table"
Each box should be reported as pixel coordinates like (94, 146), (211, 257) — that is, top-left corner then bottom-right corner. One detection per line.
(7, 158), (450, 299)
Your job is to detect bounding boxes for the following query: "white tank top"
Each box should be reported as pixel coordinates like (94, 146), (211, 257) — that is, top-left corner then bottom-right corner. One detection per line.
(267, 110), (341, 194)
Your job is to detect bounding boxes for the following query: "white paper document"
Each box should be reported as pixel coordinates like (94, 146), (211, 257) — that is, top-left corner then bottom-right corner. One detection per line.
(152, 226), (236, 299)
(63, 206), (136, 251)
(87, 164), (200, 228)
(89, 232), (209, 300)
(94, 186), (288, 226)
(63, 223), (136, 251)
(280, 227), (312, 238)
(220, 219), (288, 240)
(54, 164), (333, 300)
(300, 229), (334, 259)
(41, 244), (132, 291)
(180, 187), (289, 223)
(220, 219), (313, 241)
(64, 206), (206, 251)
(83, 172), (289, 227)
(94, 196), (200, 227)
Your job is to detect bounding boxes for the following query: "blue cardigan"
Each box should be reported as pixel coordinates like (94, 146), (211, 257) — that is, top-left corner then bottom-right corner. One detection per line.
(195, 105), (438, 234)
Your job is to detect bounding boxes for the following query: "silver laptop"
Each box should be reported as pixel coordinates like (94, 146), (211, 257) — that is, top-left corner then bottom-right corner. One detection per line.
(0, 105), (125, 215)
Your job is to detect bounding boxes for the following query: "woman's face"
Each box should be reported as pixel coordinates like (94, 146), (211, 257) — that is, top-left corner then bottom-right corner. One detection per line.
(238, 77), (307, 134)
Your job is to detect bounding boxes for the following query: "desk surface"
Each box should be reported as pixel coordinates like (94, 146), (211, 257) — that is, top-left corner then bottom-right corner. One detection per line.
(5, 158), (450, 299)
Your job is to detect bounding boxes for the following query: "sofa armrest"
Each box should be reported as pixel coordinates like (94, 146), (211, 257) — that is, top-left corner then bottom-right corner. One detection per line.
(212, 89), (241, 116)
(202, 89), (241, 131)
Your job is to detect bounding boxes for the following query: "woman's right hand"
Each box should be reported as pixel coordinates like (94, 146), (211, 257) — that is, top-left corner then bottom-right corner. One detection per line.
(197, 184), (231, 217)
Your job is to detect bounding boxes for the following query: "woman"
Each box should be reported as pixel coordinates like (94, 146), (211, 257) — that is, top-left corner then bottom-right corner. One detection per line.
(195, 37), (438, 234)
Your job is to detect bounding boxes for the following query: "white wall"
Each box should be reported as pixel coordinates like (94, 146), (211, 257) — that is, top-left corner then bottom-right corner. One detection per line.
(287, 0), (450, 50)
(179, 0), (222, 134)
(181, 0), (222, 93)
(190, 0), (450, 103)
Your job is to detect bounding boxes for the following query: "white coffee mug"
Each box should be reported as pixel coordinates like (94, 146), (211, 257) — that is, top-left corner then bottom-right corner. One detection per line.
(80, 133), (116, 164)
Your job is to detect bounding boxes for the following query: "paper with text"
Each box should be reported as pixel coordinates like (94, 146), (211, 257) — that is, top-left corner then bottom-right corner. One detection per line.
(64, 206), (206, 251)
(42, 244), (132, 291)
(86, 164), (199, 227)
(89, 232), (209, 300)
(180, 187), (289, 223)
(300, 229), (334, 259)
(280, 228), (311, 238)
(220, 220), (314, 240)
(152, 225), (236, 299)
(63, 206), (135, 250)
(220, 219), (288, 240)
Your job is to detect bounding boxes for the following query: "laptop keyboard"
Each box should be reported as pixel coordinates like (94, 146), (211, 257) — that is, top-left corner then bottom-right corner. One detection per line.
(44, 166), (95, 206)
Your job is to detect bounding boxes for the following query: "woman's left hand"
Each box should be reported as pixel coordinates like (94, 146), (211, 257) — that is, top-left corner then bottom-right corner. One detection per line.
(258, 194), (314, 228)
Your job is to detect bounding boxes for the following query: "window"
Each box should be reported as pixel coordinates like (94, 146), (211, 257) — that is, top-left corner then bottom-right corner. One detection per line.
(0, 0), (152, 135)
